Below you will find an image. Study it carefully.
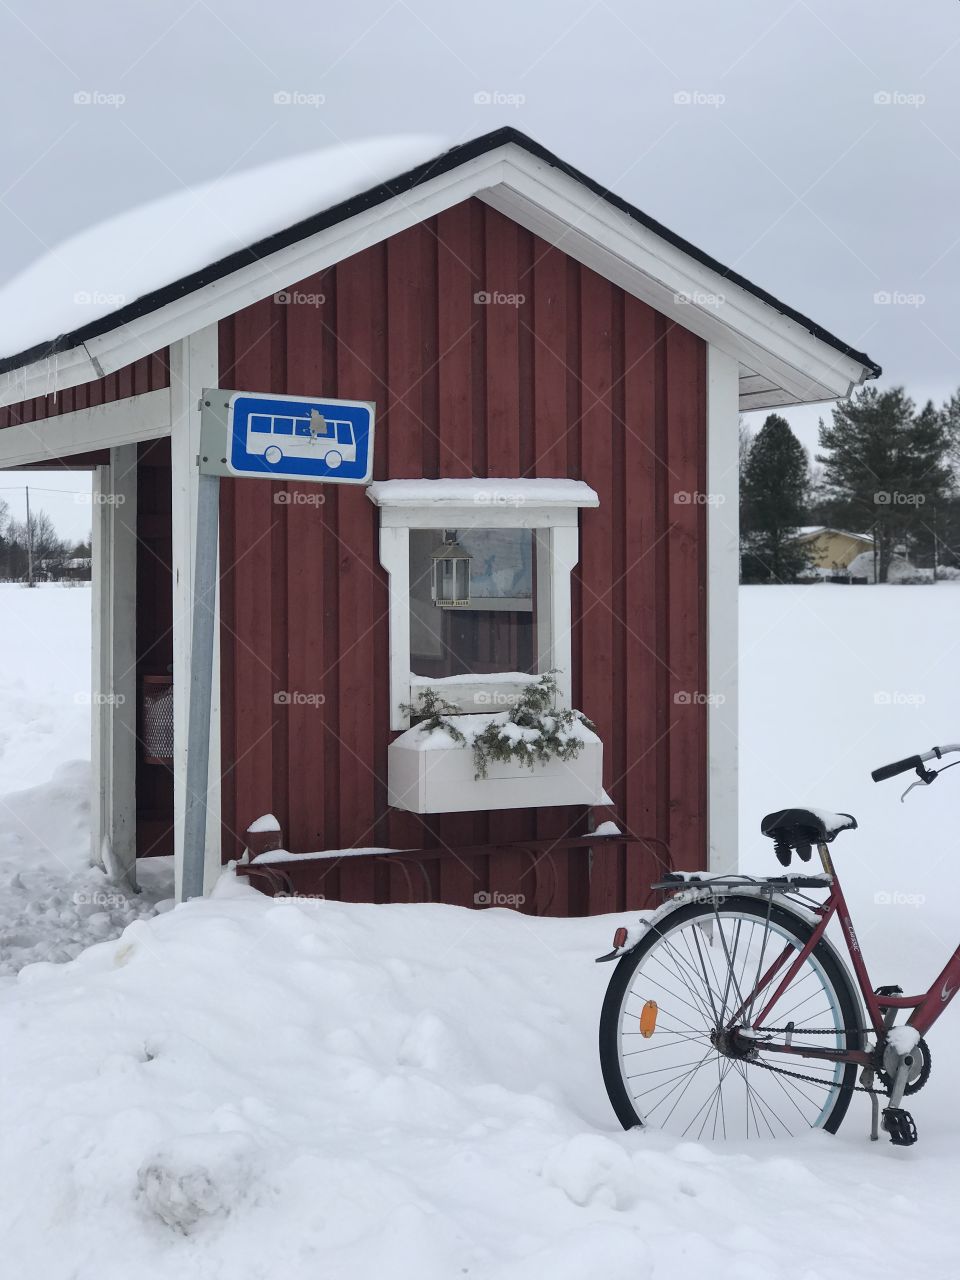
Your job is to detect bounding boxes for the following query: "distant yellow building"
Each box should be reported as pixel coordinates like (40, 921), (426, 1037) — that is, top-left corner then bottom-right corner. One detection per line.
(795, 527), (874, 576)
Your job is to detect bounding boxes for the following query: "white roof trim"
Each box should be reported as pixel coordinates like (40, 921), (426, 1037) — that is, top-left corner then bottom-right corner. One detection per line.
(0, 141), (876, 412)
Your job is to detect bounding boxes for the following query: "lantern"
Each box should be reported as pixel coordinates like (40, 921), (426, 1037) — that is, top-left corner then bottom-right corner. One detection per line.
(431, 530), (472, 607)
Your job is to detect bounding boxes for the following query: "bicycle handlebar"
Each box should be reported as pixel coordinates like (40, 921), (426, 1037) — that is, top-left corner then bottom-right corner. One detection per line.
(871, 743), (960, 783)
(871, 755), (926, 782)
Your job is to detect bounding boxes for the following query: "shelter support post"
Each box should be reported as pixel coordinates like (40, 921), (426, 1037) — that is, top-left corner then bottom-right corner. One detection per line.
(90, 445), (138, 887)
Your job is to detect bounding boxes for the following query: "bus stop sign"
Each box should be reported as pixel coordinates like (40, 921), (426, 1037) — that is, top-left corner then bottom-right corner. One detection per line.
(199, 389), (375, 484)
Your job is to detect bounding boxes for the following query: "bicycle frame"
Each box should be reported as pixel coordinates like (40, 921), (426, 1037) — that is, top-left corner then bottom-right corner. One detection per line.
(738, 843), (960, 1069)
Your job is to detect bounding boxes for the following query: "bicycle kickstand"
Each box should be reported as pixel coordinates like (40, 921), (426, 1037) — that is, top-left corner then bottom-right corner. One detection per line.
(859, 1066), (881, 1141)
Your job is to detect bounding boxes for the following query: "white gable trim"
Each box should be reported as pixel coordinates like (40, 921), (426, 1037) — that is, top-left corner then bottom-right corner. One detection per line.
(482, 154), (867, 406)
(0, 142), (874, 412)
(0, 151), (508, 409)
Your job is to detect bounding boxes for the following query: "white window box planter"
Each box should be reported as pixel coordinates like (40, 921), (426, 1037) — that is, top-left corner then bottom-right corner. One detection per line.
(387, 712), (604, 814)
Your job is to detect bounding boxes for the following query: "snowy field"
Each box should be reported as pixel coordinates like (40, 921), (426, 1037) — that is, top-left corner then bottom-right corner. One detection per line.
(0, 584), (170, 975)
(0, 583), (959, 1277)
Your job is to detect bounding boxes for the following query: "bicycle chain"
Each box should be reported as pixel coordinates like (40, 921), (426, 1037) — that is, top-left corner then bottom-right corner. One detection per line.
(740, 1025), (886, 1096)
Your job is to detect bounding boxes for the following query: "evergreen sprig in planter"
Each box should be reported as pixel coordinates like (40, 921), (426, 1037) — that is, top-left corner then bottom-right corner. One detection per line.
(388, 673), (605, 814)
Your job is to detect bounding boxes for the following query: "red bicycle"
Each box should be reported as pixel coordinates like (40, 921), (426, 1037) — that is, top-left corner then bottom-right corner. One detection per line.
(598, 743), (960, 1146)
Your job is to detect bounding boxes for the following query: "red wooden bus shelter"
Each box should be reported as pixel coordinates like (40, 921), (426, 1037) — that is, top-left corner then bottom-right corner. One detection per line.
(0, 129), (879, 913)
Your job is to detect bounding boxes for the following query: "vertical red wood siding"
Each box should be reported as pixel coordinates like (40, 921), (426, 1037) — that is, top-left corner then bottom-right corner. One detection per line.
(218, 198), (707, 914)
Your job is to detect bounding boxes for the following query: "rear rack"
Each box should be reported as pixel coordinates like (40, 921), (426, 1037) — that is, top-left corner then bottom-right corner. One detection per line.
(652, 872), (833, 895)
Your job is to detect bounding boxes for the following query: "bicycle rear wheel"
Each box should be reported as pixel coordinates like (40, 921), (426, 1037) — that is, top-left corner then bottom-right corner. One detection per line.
(599, 895), (862, 1139)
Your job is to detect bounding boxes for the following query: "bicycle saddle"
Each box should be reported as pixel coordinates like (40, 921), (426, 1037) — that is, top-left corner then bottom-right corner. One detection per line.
(761, 808), (857, 866)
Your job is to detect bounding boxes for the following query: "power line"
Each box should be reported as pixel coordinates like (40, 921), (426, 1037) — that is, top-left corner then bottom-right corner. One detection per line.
(0, 485), (90, 496)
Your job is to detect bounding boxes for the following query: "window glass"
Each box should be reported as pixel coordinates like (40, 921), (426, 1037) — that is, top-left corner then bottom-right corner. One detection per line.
(409, 528), (536, 677)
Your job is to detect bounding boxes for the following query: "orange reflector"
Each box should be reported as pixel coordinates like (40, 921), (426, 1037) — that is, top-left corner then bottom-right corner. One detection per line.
(639, 1000), (659, 1038)
(613, 927), (628, 949)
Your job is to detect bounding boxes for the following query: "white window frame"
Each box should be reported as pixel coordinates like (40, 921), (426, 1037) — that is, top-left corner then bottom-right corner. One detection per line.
(368, 481), (598, 730)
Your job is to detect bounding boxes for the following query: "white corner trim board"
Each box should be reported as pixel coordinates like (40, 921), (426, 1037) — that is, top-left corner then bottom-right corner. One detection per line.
(706, 345), (739, 873)
(169, 326), (222, 899)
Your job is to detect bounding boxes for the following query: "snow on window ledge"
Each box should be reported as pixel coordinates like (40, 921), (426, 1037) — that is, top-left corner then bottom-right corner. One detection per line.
(367, 477), (598, 507)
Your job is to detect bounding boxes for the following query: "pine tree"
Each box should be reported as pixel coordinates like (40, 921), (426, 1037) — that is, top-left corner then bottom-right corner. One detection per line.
(740, 413), (810, 583)
(817, 387), (953, 583)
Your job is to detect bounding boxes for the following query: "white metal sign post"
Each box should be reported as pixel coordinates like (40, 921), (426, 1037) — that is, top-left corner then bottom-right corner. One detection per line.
(182, 389), (376, 900)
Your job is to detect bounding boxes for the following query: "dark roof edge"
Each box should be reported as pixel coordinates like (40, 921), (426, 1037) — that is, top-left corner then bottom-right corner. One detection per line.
(0, 127), (882, 382)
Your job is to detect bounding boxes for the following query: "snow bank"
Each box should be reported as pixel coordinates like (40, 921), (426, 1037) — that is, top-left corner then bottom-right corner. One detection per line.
(0, 136), (443, 359)
(0, 762), (172, 976)
(1, 881), (958, 1279)
(846, 549), (930, 583)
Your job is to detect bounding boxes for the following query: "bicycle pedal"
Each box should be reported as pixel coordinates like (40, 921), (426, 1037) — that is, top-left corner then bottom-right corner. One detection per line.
(881, 1107), (918, 1147)
(875, 985), (904, 997)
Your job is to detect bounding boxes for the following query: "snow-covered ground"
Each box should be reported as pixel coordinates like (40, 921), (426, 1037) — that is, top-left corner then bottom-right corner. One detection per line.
(0, 582), (958, 1278)
(0, 583), (171, 975)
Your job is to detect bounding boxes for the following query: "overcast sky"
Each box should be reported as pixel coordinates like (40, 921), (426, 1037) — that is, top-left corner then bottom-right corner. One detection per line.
(2, 0), (959, 535)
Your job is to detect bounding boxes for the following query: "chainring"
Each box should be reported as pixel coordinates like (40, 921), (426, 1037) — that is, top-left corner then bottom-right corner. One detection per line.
(878, 1036), (932, 1096)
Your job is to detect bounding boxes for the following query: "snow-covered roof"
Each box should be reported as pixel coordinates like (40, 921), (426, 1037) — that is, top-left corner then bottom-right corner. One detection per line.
(0, 128), (881, 411)
(795, 526), (874, 544)
(0, 136), (441, 363)
(366, 478), (599, 508)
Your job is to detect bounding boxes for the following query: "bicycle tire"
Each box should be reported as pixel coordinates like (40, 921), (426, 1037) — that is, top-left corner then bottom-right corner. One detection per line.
(599, 895), (863, 1138)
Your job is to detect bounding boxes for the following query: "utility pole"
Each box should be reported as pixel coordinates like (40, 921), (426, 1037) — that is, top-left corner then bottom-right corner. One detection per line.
(24, 484), (34, 587)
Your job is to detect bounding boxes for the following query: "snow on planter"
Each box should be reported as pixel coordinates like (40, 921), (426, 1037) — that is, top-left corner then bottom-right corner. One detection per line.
(388, 712), (604, 813)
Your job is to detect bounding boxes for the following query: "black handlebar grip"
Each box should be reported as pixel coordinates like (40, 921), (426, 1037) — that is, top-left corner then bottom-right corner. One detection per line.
(871, 755), (924, 782)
